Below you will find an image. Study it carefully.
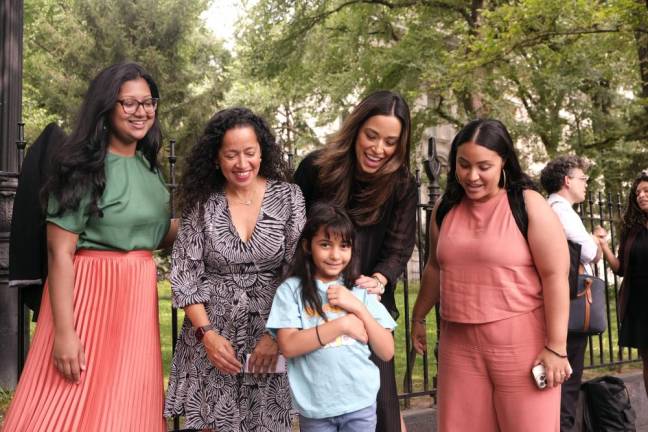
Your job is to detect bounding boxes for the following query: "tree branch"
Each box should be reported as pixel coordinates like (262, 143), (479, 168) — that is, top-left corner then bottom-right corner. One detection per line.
(476, 26), (636, 69)
(284, 0), (471, 42)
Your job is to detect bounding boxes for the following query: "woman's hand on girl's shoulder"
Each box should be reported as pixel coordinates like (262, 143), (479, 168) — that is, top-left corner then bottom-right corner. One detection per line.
(327, 284), (363, 314)
(355, 275), (384, 296)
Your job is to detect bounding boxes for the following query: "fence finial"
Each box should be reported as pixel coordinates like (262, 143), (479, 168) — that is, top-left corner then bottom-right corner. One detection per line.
(424, 136), (442, 204)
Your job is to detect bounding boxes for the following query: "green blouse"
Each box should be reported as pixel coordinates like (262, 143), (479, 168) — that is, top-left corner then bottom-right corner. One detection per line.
(46, 152), (170, 251)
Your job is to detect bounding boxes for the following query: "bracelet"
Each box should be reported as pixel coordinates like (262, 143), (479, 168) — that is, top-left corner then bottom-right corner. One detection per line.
(372, 276), (386, 295)
(545, 345), (568, 358)
(411, 317), (427, 325)
(315, 325), (325, 347)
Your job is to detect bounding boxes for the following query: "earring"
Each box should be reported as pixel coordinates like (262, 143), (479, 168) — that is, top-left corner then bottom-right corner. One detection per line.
(501, 169), (507, 188)
(215, 163), (220, 170)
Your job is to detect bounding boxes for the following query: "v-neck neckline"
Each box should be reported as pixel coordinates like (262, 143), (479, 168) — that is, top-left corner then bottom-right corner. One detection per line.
(225, 180), (270, 244)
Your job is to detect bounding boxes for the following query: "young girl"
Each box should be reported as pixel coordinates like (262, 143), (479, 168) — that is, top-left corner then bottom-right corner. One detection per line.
(266, 203), (396, 431)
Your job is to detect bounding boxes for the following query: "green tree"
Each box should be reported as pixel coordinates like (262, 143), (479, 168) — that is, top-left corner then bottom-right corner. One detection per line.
(23, 0), (231, 157)
(236, 0), (648, 183)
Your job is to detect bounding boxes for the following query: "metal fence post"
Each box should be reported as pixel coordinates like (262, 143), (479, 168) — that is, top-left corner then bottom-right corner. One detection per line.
(167, 139), (181, 431)
(422, 136), (442, 401)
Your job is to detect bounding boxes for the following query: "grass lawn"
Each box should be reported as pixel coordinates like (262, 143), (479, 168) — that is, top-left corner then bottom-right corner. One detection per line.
(1, 280), (640, 426)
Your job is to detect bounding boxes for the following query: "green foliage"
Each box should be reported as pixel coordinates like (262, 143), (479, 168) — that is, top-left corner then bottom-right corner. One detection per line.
(23, 0), (231, 157)
(236, 0), (648, 181)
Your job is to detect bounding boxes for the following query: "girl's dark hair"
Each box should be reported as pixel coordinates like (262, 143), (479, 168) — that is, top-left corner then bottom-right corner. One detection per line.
(436, 119), (538, 227)
(47, 62), (162, 216)
(315, 90), (412, 226)
(621, 171), (648, 240)
(287, 202), (359, 321)
(178, 107), (287, 213)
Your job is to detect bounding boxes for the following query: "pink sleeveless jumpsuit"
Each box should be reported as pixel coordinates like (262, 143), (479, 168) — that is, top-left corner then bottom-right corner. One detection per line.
(436, 190), (560, 431)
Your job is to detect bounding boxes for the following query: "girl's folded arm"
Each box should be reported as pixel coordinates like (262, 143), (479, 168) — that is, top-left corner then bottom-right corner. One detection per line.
(277, 316), (360, 358)
(355, 308), (394, 361)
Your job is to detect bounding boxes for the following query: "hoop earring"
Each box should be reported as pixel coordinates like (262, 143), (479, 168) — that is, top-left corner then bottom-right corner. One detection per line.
(501, 169), (507, 188)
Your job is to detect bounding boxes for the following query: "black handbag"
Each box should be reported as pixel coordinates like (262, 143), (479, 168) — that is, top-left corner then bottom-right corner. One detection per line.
(568, 274), (607, 334)
(566, 240), (607, 335)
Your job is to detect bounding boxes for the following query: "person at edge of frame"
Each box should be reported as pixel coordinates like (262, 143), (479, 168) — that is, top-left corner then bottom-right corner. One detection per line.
(3, 62), (178, 432)
(595, 170), (648, 401)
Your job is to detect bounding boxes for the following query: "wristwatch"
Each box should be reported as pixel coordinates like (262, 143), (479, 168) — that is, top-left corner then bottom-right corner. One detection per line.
(194, 324), (216, 342)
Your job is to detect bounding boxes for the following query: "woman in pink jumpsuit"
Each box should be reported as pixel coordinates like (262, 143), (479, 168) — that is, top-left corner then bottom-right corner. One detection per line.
(411, 119), (572, 431)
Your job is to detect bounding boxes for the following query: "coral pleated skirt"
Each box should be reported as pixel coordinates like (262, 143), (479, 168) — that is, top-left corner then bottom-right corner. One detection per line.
(3, 250), (166, 432)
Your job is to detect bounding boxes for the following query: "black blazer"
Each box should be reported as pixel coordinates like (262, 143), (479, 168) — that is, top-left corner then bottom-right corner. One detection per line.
(9, 123), (66, 319)
(293, 150), (417, 319)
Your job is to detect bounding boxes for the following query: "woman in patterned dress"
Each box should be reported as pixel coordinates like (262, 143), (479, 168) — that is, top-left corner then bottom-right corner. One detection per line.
(164, 107), (306, 431)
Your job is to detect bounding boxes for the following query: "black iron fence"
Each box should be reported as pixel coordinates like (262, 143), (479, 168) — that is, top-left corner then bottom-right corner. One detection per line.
(7, 130), (641, 430)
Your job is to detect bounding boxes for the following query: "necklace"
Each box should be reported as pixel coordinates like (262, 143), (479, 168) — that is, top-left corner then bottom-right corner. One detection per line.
(227, 188), (255, 206)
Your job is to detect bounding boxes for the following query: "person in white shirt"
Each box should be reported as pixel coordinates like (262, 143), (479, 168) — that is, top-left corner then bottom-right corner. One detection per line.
(540, 155), (602, 432)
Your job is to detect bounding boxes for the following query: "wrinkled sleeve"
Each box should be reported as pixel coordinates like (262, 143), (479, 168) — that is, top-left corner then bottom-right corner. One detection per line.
(551, 199), (599, 264)
(372, 176), (417, 285)
(363, 289), (397, 330)
(266, 278), (303, 335)
(170, 202), (210, 308)
(283, 183), (306, 265)
(46, 194), (90, 234)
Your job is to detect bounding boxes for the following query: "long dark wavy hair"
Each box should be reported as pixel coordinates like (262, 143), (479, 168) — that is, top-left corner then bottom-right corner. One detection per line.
(314, 90), (411, 226)
(621, 171), (648, 241)
(436, 119), (538, 227)
(47, 62), (162, 217)
(178, 107), (287, 214)
(286, 202), (359, 321)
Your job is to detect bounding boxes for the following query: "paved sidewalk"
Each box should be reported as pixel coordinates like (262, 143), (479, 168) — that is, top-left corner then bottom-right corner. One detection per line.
(403, 371), (648, 432)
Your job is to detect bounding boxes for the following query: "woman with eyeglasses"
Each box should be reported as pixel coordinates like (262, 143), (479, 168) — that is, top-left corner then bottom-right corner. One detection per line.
(3, 62), (176, 431)
(595, 170), (648, 399)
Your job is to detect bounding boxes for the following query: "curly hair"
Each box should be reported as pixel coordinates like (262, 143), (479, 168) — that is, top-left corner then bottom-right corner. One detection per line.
(540, 155), (589, 195)
(178, 107), (287, 213)
(47, 62), (162, 217)
(621, 171), (648, 240)
(436, 119), (537, 227)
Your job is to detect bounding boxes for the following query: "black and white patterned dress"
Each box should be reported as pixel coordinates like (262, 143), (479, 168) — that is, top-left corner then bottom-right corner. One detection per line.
(164, 180), (305, 431)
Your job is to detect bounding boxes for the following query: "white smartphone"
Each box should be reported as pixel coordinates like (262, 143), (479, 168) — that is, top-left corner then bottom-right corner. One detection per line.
(531, 364), (547, 389)
(243, 354), (287, 374)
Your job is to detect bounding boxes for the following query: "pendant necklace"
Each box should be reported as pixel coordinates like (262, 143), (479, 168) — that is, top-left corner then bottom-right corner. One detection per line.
(228, 188), (255, 206)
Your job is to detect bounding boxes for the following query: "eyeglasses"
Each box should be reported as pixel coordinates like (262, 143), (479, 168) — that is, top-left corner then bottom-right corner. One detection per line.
(569, 175), (589, 182)
(117, 97), (158, 115)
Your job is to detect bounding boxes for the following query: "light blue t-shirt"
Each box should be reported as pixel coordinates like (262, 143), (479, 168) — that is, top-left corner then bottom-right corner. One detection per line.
(266, 277), (397, 419)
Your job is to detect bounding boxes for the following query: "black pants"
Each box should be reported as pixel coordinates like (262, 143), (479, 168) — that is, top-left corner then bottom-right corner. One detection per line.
(371, 353), (401, 432)
(560, 333), (588, 432)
